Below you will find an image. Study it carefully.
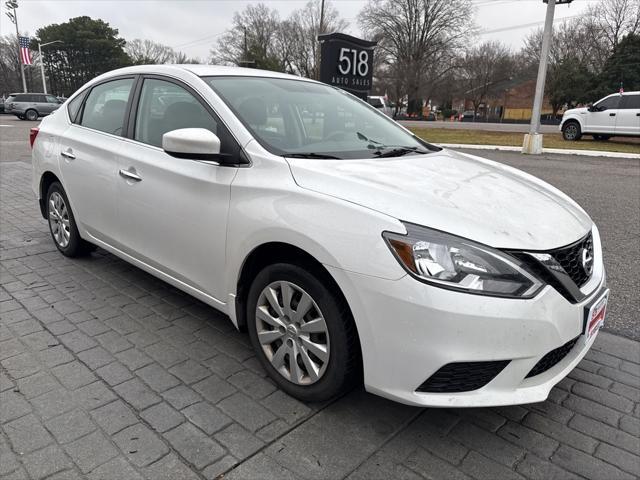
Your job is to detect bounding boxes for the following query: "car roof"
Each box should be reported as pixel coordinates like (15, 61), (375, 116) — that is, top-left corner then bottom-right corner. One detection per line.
(95, 64), (318, 84)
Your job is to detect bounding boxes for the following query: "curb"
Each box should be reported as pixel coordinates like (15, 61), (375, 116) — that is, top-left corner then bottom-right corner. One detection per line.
(439, 143), (640, 159)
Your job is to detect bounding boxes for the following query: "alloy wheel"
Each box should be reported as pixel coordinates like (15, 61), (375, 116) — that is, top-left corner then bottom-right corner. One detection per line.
(48, 192), (71, 248)
(564, 124), (578, 140)
(255, 281), (330, 385)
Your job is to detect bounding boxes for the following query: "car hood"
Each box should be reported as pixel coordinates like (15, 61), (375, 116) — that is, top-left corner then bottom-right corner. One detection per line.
(286, 149), (592, 250)
(564, 107), (588, 116)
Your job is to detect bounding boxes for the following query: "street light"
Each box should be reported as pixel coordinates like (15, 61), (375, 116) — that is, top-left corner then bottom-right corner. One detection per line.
(36, 39), (62, 95)
(522, 0), (573, 154)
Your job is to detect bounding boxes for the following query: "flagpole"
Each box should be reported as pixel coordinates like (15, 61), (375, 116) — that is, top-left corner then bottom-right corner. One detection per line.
(11, 4), (27, 93)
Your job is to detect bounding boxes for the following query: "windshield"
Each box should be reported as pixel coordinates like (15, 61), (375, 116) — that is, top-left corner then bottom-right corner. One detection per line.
(203, 76), (438, 159)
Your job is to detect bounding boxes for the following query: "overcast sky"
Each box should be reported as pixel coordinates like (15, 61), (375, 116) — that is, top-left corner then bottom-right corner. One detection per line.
(1, 0), (600, 60)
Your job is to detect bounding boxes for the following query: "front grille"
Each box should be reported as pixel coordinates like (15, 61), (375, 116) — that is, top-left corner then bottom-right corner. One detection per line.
(525, 336), (579, 378)
(416, 360), (510, 393)
(548, 233), (593, 287)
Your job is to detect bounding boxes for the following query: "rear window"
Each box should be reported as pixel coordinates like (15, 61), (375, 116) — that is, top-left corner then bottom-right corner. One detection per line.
(6, 95), (16, 103)
(621, 95), (640, 109)
(367, 97), (383, 108)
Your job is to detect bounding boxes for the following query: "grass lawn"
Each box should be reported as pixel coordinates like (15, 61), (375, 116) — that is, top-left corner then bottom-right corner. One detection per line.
(409, 127), (640, 155)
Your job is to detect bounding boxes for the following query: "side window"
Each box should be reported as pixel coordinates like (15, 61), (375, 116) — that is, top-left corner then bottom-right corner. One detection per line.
(67, 91), (87, 123)
(620, 95), (640, 109)
(35, 95), (46, 103)
(46, 95), (59, 104)
(595, 96), (620, 111)
(80, 78), (134, 136)
(134, 78), (218, 148)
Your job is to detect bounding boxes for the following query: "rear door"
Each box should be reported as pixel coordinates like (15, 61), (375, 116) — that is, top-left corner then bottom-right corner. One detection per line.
(585, 95), (620, 134)
(44, 95), (61, 114)
(116, 76), (240, 300)
(59, 76), (136, 245)
(615, 94), (640, 136)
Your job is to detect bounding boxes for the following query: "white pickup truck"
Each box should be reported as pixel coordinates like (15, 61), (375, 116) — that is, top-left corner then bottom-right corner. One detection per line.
(560, 91), (640, 141)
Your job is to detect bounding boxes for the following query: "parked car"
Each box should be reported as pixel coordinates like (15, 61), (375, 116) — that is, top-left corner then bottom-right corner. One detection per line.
(367, 95), (393, 117)
(560, 91), (640, 141)
(4, 92), (63, 121)
(32, 65), (607, 407)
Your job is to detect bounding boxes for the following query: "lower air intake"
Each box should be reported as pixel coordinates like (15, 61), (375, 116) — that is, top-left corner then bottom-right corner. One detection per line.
(416, 360), (510, 393)
(526, 336), (580, 378)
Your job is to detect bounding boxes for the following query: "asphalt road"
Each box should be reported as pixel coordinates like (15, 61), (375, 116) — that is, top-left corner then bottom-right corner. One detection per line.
(1, 115), (638, 339)
(399, 120), (559, 133)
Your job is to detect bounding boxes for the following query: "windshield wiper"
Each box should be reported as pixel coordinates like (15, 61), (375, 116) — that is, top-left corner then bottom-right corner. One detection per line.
(285, 153), (342, 160)
(373, 146), (431, 158)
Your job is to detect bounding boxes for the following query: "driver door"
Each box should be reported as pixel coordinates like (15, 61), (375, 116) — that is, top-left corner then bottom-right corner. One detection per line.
(116, 76), (240, 302)
(586, 95), (621, 133)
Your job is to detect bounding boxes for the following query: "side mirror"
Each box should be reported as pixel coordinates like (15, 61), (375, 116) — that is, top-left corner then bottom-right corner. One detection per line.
(162, 128), (221, 161)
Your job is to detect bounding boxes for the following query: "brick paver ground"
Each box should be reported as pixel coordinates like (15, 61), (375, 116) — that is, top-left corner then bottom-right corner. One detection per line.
(1, 161), (639, 480)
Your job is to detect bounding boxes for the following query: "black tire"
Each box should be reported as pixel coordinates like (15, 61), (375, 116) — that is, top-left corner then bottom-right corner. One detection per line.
(46, 182), (95, 257)
(562, 121), (582, 141)
(17, 114), (25, 120)
(25, 109), (38, 121)
(246, 263), (360, 402)
(593, 134), (611, 141)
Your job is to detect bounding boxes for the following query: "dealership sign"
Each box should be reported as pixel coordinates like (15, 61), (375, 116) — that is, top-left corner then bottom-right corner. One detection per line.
(318, 33), (377, 100)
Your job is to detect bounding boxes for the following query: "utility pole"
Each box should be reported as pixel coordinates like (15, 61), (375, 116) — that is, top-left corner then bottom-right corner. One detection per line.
(37, 40), (62, 94)
(319, 0), (326, 34)
(238, 26), (255, 68)
(522, 0), (573, 154)
(5, 0), (27, 92)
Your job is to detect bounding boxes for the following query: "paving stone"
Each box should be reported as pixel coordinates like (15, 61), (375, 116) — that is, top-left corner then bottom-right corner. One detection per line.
(619, 414), (640, 436)
(142, 453), (200, 480)
(0, 439), (21, 476)
(125, 330), (161, 348)
(457, 408), (507, 432)
(255, 418), (290, 443)
(610, 381), (640, 402)
(57, 330), (97, 353)
(46, 320), (76, 336)
(348, 451), (423, 480)
(0, 390), (32, 423)
(145, 342), (187, 368)
(261, 389), (312, 425)
(76, 319), (110, 337)
(497, 421), (559, 459)
(140, 402), (184, 433)
(2, 352), (41, 378)
(183, 401), (232, 435)
(161, 384), (202, 410)
(460, 451), (526, 480)
(22, 445), (73, 480)
(228, 370), (277, 399)
(51, 361), (97, 390)
(91, 400), (138, 435)
(87, 457), (143, 480)
(136, 363), (180, 392)
(113, 423), (169, 467)
(193, 374), (236, 403)
(45, 409), (96, 444)
(516, 453), (582, 480)
(218, 392), (277, 432)
(552, 445), (635, 480)
(165, 422), (226, 469)
(214, 423), (264, 459)
(35, 345), (74, 367)
(96, 331), (133, 353)
(114, 378), (162, 410)
(450, 421), (524, 467)
(64, 430), (119, 473)
(3, 413), (53, 453)
(404, 448), (472, 480)
(225, 453), (299, 480)
(184, 340), (218, 362)
(74, 347), (112, 370)
(595, 443), (640, 477)
(563, 393), (621, 426)
(168, 359), (210, 385)
(204, 354), (245, 379)
(15, 371), (60, 399)
(0, 371), (14, 392)
(74, 381), (117, 410)
(8, 319), (42, 337)
(22, 330), (59, 350)
(31, 388), (76, 419)
(569, 414), (640, 453)
(523, 412), (597, 453)
(115, 348), (154, 371)
(571, 382), (634, 413)
(568, 367), (613, 389)
(96, 361), (133, 386)
(46, 469), (84, 480)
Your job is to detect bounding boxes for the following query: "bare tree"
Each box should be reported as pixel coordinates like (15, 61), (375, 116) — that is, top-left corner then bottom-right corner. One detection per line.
(457, 41), (513, 119)
(585, 0), (640, 51)
(125, 39), (175, 65)
(359, 0), (474, 115)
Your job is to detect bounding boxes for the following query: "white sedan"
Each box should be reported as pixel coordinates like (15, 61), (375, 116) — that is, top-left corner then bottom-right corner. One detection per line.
(31, 65), (607, 407)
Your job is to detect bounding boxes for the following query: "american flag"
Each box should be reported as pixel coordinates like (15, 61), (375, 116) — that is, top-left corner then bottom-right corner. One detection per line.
(19, 36), (32, 65)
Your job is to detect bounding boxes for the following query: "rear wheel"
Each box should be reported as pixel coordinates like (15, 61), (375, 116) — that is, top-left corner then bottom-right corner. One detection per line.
(46, 182), (95, 257)
(246, 263), (359, 402)
(592, 134), (611, 141)
(25, 109), (38, 121)
(562, 121), (582, 141)
(17, 114), (25, 120)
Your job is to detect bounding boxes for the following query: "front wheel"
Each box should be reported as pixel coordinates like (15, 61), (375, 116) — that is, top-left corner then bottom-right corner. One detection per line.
(562, 121), (582, 141)
(46, 182), (95, 257)
(246, 263), (360, 402)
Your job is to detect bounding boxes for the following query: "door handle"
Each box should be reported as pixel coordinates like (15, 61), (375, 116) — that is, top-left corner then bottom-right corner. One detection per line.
(636, 113), (640, 117)
(119, 169), (142, 182)
(61, 149), (75, 160)
(609, 113), (616, 117)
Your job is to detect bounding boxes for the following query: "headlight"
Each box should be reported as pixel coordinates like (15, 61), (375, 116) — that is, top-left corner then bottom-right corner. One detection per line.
(383, 223), (543, 298)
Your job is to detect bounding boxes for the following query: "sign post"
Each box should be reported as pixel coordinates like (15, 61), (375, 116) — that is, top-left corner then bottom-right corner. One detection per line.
(317, 33), (376, 100)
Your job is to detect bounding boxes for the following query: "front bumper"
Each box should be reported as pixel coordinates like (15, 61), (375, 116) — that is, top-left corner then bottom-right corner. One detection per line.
(326, 264), (606, 407)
